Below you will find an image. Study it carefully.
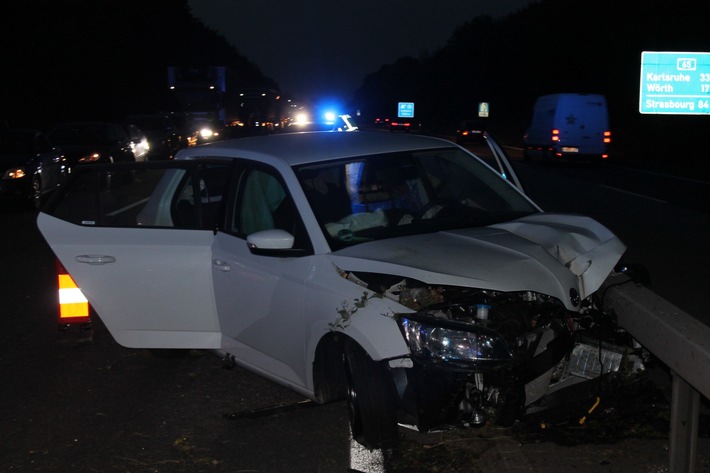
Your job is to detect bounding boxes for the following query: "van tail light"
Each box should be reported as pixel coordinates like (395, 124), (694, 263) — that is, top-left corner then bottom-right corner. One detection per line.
(56, 259), (91, 328)
(602, 131), (611, 159)
(551, 129), (560, 142)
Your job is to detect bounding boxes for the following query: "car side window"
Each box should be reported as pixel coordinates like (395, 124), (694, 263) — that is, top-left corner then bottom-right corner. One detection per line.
(170, 164), (230, 229)
(226, 166), (312, 253)
(47, 161), (232, 229)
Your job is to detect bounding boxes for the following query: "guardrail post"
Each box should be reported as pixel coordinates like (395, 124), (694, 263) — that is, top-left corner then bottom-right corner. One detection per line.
(670, 372), (699, 473)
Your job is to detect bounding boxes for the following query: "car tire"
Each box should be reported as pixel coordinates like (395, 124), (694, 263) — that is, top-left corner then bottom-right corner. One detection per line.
(343, 341), (398, 449)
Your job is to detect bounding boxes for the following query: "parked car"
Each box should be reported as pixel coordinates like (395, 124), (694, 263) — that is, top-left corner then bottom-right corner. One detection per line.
(38, 131), (638, 449)
(47, 122), (138, 166)
(0, 128), (69, 208)
(456, 119), (487, 144)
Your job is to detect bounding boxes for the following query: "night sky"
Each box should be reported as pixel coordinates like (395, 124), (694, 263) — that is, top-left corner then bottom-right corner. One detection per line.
(187, 0), (534, 100)
(2, 0), (708, 167)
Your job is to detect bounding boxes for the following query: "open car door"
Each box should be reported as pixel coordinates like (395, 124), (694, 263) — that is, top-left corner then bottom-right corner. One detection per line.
(37, 160), (233, 349)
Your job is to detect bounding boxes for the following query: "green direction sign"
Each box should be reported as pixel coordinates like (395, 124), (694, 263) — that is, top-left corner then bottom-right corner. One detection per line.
(639, 51), (710, 115)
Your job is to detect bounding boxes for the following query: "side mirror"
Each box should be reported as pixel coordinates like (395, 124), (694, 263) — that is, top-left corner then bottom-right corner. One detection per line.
(246, 228), (310, 257)
(247, 229), (295, 250)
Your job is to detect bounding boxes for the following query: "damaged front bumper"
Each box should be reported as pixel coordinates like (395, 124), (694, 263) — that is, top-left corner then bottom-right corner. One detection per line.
(385, 297), (644, 433)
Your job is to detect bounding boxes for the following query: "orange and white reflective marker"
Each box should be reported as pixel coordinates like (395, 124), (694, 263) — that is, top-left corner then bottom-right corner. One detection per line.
(56, 260), (90, 323)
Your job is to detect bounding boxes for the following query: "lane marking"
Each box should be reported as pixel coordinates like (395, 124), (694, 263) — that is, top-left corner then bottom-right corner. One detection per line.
(598, 184), (668, 204)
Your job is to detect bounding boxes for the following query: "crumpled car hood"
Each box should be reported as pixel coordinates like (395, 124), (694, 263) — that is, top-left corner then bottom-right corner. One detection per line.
(329, 213), (626, 310)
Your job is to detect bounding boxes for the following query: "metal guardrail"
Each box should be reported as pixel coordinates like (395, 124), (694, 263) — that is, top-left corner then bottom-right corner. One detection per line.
(602, 274), (710, 473)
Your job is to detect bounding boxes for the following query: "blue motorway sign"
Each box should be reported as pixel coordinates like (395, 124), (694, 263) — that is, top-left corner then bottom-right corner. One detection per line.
(398, 102), (414, 118)
(639, 51), (710, 115)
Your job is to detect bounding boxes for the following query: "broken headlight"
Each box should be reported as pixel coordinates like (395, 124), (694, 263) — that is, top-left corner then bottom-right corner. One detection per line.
(399, 314), (513, 369)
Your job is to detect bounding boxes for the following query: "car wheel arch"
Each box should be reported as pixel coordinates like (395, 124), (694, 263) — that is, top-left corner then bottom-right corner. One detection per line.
(342, 336), (399, 448)
(311, 329), (403, 403)
(311, 331), (401, 448)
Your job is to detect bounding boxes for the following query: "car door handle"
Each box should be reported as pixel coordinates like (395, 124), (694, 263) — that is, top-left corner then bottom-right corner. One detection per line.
(75, 255), (116, 265)
(212, 259), (231, 272)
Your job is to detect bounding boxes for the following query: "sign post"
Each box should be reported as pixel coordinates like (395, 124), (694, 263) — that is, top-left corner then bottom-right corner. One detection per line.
(639, 51), (710, 115)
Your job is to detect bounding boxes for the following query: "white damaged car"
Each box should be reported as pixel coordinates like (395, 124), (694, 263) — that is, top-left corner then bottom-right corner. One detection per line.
(37, 131), (630, 448)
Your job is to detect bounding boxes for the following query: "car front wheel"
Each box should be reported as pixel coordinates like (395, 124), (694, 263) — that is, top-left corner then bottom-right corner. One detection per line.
(343, 341), (398, 449)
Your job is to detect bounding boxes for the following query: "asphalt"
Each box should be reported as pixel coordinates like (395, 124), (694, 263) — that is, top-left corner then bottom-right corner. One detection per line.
(478, 436), (710, 473)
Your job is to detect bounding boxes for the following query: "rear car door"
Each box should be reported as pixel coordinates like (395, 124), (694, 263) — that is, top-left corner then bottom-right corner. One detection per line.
(37, 160), (233, 349)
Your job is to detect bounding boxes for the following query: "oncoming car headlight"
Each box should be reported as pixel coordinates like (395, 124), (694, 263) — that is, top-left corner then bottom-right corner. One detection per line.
(399, 315), (513, 368)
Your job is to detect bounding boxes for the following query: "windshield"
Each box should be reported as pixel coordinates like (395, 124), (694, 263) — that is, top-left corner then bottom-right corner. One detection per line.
(295, 147), (539, 250)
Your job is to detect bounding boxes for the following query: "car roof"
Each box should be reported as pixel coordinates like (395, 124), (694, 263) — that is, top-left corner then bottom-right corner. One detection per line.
(179, 131), (455, 167)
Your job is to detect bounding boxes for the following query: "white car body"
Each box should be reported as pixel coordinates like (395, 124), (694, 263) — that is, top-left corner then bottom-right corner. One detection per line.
(37, 131), (627, 447)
